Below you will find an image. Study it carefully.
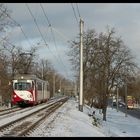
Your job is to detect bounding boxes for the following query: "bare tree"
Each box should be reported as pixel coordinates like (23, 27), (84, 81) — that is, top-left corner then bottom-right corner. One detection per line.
(15, 46), (39, 74)
(68, 27), (138, 121)
(0, 3), (16, 103)
(0, 3), (15, 33)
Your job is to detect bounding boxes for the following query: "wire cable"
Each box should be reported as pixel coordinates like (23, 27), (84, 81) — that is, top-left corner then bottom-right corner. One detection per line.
(0, 6), (32, 47)
(71, 3), (79, 25)
(26, 3), (67, 78)
(39, 3), (70, 78)
(25, 3), (48, 47)
(76, 3), (81, 18)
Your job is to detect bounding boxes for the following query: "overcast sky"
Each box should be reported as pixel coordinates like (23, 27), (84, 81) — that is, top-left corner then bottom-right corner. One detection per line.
(4, 3), (140, 81)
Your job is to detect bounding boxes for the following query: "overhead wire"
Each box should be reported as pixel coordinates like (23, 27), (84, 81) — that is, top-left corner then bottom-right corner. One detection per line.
(1, 3), (79, 80)
(39, 3), (70, 78)
(40, 4), (66, 65)
(25, 3), (56, 60)
(76, 3), (81, 18)
(25, 3), (48, 47)
(25, 3), (68, 78)
(0, 6), (33, 47)
(71, 3), (79, 25)
(40, 3), (72, 43)
(1, 38), (15, 47)
(50, 27), (70, 43)
(39, 3), (51, 27)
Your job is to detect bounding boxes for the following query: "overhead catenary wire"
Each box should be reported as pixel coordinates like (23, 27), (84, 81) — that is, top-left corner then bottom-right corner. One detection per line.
(0, 6), (33, 47)
(0, 37), (17, 53)
(39, 3), (70, 78)
(25, 3), (60, 65)
(76, 3), (81, 18)
(40, 4), (67, 70)
(25, 3), (69, 79)
(25, 3), (48, 47)
(1, 37), (15, 47)
(71, 3), (79, 25)
(40, 3), (51, 27)
(1, 3), (59, 73)
(1, 4), (76, 80)
(40, 3), (71, 43)
(50, 27), (72, 45)
(40, 3), (72, 43)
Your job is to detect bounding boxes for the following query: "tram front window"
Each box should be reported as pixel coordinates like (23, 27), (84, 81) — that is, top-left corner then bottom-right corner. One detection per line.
(14, 82), (31, 90)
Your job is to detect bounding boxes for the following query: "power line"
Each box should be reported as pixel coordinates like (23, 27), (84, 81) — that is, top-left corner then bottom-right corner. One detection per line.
(25, 3), (48, 47)
(76, 3), (81, 18)
(71, 3), (79, 25)
(0, 6), (32, 47)
(40, 7), (71, 79)
(50, 27), (70, 43)
(39, 3), (70, 78)
(26, 3), (68, 78)
(0, 37), (15, 47)
(40, 3), (51, 27)
(40, 3), (71, 43)
(18, 24), (33, 46)
(26, 4), (57, 63)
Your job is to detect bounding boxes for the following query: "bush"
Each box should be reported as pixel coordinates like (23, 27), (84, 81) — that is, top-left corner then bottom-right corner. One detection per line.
(92, 116), (100, 127)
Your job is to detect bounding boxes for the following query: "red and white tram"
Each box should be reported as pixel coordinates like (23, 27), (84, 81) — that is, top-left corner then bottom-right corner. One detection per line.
(11, 74), (50, 106)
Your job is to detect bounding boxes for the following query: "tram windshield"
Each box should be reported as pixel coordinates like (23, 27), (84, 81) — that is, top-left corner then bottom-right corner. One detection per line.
(14, 82), (32, 90)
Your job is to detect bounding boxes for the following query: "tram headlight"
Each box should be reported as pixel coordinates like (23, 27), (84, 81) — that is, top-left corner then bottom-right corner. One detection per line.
(14, 95), (17, 98)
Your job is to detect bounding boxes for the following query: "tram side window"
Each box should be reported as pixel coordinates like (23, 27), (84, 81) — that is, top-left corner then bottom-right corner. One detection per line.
(26, 83), (31, 90)
(47, 84), (50, 91)
(37, 82), (42, 90)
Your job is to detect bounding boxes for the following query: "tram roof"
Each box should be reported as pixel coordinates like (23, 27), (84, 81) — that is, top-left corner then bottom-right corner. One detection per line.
(13, 74), (47, 83)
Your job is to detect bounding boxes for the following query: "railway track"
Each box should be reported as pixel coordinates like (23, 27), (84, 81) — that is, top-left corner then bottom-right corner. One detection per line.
(0, 107), (23, 118)
(0, 97), (68, 137)
(0, 106), (22, 116)
(0, 106), (37, 120)
(0, 97), (60, 119)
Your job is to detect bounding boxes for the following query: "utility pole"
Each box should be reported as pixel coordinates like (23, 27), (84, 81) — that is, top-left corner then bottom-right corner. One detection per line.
(53, 74), (55, 96)
(42, 64), (44, 99)
(75, 82), (77, 99)
(59, 79), (62, 94)
(125, 75), (127, 117)
(116, 85), (119, 112)
(41, 64), (43, 79)
(79, 18), (84, 112)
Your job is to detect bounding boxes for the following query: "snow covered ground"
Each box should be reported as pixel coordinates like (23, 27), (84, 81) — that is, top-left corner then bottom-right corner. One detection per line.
(28, 97), (140, 137)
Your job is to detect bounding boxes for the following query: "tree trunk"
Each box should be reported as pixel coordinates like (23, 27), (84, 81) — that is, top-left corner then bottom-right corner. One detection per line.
(102, 89), (108, 121)
(102, 106), (107, 121)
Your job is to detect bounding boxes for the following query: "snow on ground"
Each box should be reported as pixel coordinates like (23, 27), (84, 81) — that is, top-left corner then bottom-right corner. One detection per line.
(28, 97), (140, 137)
(29, 98), (105, 137)
(98, 107), (140, 137)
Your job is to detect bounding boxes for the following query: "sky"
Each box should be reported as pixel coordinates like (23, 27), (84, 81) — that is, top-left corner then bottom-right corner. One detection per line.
(4, 3), (140, 81)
